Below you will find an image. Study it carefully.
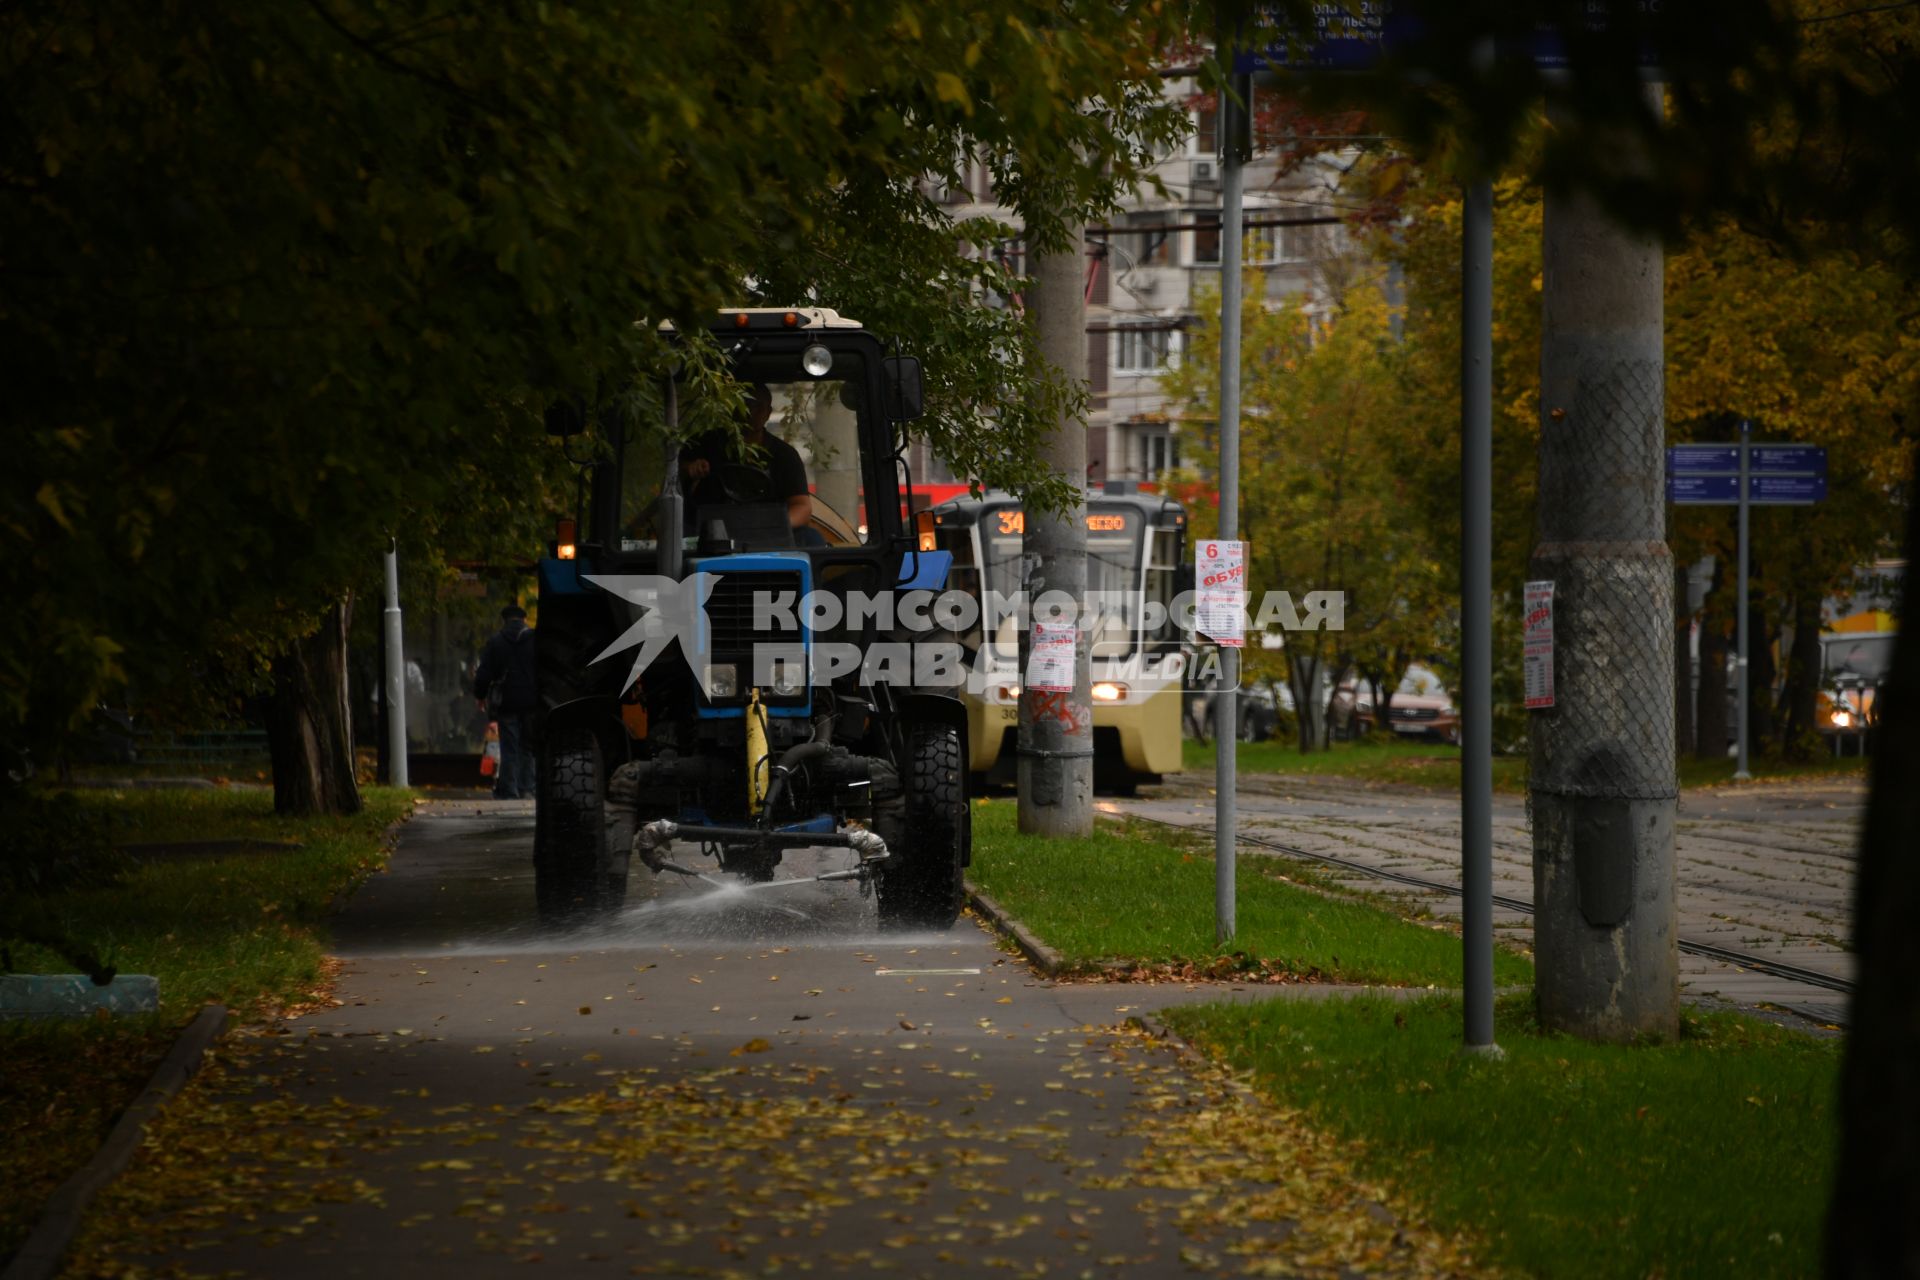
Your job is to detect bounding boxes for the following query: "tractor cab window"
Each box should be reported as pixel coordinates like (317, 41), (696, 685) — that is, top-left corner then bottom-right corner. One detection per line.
(618, 429), (671, 546)
(619, 353), (876, 552)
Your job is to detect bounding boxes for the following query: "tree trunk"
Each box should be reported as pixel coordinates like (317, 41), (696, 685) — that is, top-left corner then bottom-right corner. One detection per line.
(1675, 563), (1695, 759)
(268, 597), (363, 816)
(375, 629), (392, 786)
(1320, 663), (1344, 751)
(1370, 673), (1392, 742)
(1778, 594), (1823, 762)
(1825, 441), (1920, 1279)
(1289, 651), (1324, 752)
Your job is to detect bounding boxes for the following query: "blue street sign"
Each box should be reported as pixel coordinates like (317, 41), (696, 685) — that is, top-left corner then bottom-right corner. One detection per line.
(1750, 445), (1827, 476)
(1667, 445), (1739, 475)
(1750, 474), (1828, 504)
(1667, 473), (1829, 505)
(1524, 7), (1665, 70)
(1233, 2), (1666, 74)
(1668, 475), (1739, 504)
(1232, 5), (1407, 73)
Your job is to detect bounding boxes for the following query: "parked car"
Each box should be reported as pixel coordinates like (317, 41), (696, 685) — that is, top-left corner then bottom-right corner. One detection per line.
(1335, 665), (1461, 745)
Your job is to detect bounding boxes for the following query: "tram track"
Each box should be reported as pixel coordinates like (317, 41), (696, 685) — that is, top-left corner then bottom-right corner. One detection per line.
(1126, 810), (1856, 998)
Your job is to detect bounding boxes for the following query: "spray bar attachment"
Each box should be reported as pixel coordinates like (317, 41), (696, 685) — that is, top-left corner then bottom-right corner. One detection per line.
(633, 819), (890, 891)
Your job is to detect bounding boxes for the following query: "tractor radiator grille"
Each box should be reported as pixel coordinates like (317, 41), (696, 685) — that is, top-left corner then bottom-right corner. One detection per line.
(703, 572), (804, 658)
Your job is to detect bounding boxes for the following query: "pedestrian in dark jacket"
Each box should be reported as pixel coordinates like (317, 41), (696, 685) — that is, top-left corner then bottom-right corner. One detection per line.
(473, 605), (538, 799)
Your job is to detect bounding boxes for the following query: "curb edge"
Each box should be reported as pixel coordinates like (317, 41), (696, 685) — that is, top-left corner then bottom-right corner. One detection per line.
(3, 1002), (229, 1280)
(963, 880), (1066, 977)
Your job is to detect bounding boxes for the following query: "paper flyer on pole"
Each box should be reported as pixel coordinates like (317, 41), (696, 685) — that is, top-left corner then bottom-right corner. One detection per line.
(1523, 580), (1555, 709)
(1024, 620), (1076, 693)
(1195, 540), (1247, 647)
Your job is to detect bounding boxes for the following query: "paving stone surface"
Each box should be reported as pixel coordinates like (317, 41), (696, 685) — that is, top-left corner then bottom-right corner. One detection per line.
(1106, 772), (1863, 1024)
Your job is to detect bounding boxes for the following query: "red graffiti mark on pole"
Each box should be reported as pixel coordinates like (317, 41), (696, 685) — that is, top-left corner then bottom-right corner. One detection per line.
(1028, 690), (1076, 727)
(1026, 690), (1090, 732)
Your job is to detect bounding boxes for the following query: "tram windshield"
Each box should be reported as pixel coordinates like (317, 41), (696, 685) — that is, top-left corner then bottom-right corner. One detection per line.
(946, 503), (1164, 662)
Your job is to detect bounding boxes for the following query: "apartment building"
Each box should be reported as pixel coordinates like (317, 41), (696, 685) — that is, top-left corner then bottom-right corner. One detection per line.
(907, 77), (1359, 493)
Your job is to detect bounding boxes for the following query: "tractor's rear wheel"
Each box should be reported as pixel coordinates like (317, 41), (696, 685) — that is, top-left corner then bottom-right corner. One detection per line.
(875, 723), (968, 930)
(534, 728), (630, 922)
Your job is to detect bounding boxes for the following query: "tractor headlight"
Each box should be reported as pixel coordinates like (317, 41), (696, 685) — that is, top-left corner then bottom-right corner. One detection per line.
(703, 664), (739, 699)
(802, 344), (834, 377)
(771, 659), (806, 698)
(1092, 681), (1127, 702)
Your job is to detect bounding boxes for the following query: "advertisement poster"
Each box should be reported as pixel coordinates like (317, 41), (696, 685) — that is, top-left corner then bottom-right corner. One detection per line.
(1523, 580), (1555, 710)
(1196, 540), (1247, 647)
(1024, 620), (1077, 693)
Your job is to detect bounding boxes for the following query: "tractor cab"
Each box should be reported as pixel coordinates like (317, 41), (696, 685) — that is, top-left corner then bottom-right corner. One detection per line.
(532, 309), (967, 927)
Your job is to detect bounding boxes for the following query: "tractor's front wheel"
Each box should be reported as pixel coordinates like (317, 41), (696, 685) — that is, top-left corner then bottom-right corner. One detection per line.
(533, 728), (629, 923)
(875, 723), (968, 930)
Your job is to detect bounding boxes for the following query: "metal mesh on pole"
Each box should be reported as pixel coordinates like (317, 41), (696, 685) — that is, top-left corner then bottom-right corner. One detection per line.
(1530, 361), (1678, 804)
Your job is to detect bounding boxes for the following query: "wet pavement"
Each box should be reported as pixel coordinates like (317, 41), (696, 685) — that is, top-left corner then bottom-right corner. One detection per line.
(64, 799), (1481, 1279)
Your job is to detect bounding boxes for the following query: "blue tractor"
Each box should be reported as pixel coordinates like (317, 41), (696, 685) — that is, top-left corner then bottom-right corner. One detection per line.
(533, 309), (969, 927)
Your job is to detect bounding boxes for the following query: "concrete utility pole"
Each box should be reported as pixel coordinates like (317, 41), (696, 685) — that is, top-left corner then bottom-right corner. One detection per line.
(383, 540), (409, 789)
(1017, 224), (1093, 836)
(1530, 95), (1679, 1041)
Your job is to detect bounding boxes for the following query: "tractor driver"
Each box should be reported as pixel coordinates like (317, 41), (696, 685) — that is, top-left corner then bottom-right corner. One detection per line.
(680, 384), (814, 535)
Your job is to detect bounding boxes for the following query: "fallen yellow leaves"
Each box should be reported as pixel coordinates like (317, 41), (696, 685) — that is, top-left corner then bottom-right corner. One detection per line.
(61, 1015), (1496, 1280)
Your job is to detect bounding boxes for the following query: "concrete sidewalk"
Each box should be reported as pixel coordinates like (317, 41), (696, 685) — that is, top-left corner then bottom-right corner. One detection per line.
(62, 803), (1487, 1279)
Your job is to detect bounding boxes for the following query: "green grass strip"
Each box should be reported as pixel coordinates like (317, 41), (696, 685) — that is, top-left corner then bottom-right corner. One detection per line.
(4, 786), (414, 1019)
(1168, 994), (1839, 1279)
(1183, 736), (1867, 794)
(1, 785), (411, 1262)
(968, 799), (1532, 987)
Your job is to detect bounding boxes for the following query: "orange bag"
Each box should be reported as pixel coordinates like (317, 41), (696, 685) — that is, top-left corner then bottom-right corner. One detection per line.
(480, 720), (501, 777)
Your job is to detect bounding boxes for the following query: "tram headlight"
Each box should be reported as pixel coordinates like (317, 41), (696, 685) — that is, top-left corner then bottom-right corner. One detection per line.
(993, 682), (1020, 704)
(703, 664), (739, 699)
(1091, 681), (1127, 702)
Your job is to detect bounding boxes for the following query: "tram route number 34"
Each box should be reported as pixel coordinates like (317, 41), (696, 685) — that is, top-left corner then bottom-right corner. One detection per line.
(995, 510), (1130, 535)
(1196, 540), (1247, 648)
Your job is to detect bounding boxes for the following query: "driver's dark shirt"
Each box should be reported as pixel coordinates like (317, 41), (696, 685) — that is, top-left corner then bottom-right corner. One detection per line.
(684, 428), (810, 511)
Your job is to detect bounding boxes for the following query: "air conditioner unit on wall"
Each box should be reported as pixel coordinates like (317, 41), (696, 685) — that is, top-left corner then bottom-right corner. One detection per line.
(1191, 160), (1216, 185)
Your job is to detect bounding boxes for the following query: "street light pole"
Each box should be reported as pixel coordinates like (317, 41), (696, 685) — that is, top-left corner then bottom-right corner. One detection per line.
(1214, 63), (1247, 946)
(1460, 165), (1497, 1054)
(1735, 418), (1752, 781)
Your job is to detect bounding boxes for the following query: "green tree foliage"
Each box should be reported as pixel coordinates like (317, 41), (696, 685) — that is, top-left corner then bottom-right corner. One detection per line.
(2, 1), (1187, 775)
(1370, 158), (1916, 757)
(1168, 267), (1446, 749)
(1667, 226), (1919, 755)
